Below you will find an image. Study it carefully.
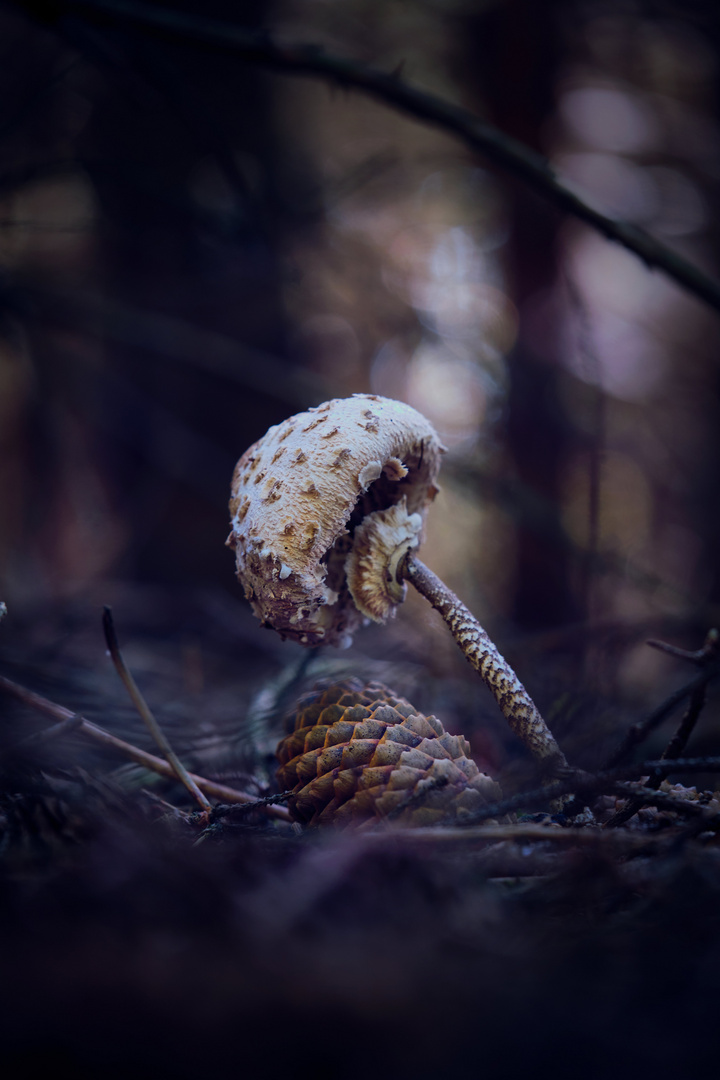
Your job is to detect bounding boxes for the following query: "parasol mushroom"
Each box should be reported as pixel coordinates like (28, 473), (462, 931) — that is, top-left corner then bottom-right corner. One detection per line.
(228, 393), (568, 778)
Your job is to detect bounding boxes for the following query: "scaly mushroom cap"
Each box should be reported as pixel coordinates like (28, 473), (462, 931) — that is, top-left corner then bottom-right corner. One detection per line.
(228, 394), (443, 646)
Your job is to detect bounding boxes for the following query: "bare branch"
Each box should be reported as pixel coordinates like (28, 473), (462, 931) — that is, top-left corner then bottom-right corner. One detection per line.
(602, 661), (720, 771)
(646, 629), (720, 667)
(605, 630), (719, 825)
(26, 0), (720, 313)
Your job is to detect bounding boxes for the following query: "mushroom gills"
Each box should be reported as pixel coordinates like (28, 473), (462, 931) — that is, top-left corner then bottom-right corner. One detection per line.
(318, 451), (416, 613)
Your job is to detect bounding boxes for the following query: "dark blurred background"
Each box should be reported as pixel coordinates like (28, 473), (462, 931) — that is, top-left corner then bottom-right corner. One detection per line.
(1, 0), (720, 769)
(4, 5), (720, 1079)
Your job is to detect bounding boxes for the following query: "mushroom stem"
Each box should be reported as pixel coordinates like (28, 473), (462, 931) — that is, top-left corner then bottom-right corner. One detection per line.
(403, 555), (569, 777)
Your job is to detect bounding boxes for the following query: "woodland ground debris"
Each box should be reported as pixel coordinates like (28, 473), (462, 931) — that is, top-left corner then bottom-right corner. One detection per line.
(2, 611), (720, 1076)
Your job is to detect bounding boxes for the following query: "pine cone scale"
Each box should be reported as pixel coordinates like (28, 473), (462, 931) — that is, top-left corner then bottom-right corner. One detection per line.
(277, 680), (501, 826)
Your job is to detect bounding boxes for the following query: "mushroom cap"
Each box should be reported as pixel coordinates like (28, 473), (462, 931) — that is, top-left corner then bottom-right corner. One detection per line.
(228, 393), (443, 647)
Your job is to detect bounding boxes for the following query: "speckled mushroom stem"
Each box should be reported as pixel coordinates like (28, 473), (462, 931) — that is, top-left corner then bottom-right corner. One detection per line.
(403, 556), (569, 777)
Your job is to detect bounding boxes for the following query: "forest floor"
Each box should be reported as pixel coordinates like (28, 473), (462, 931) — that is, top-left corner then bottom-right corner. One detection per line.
(2, 589), (720, 1079)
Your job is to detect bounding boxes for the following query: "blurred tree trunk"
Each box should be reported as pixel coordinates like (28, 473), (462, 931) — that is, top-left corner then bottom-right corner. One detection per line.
(70, 1), (290, 584)
(463, 0), (581, 631)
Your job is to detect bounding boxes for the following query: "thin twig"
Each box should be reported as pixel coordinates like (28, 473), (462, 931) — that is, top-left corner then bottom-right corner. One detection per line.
(365, 823), (678, 850)
(605, 630), (719, 826)
(655, 632), (719, 768)
(601, 660), (720, 770)
(19, 713), (84, 746)
(211, 790), (295, 820)
(458, 756), (720, 827)
(659, 687), (710, 766)
(140, 788), (192, 822)
(647, 628), (719, 666)
(605, 688), (711, 827)
(102, 606), (211, 812)
(0, 673), (291, 820)
(607, 782), (715, 823)
(635, 756), (720, 775)
(647, 640), (707, 663)
(31, 0), (720, 313)
(193, 790), (296, 843)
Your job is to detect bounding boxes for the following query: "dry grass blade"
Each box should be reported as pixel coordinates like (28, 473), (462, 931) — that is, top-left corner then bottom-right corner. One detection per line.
(20, 714), (84, 746)
(102, 606), (211, 812)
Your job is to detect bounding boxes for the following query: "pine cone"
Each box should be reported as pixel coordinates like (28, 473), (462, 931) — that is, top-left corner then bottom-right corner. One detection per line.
(277, 680), (501, 826)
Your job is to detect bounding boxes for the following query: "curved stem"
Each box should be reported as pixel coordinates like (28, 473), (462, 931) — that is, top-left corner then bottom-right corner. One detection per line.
(404, 556), (569, 777)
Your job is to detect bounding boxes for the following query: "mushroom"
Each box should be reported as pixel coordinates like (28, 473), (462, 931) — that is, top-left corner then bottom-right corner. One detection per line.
(228, 394), (441, 649)
(228, 393), (568, 777)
